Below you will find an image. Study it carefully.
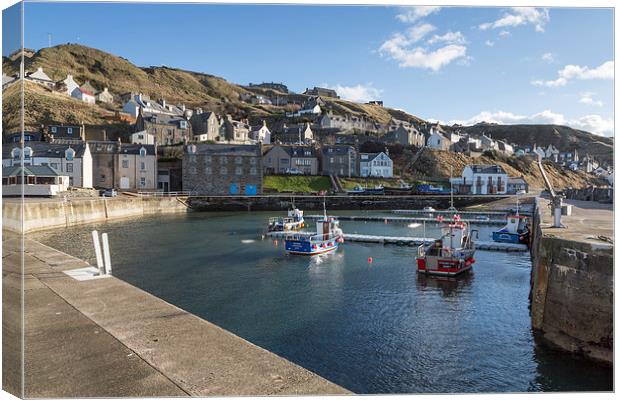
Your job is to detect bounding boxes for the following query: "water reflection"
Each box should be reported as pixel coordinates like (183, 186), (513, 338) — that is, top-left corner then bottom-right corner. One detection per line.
(416, 272), (474, 297)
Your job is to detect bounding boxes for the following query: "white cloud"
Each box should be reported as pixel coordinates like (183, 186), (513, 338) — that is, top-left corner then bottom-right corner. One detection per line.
(427, 31), (466, 45)
(531, 61), (614, 87)
(579, 92), (603, 107)
(541, 52), (554, 63)
(396, 6), (441, 23)
(323, 83), (383, 103)
(479, 7), (550, 32)
(485, 40), (495, 47)
(379, 23), (467, 71)
(448, 109), (613, 136)
(498, 30), (511, 37)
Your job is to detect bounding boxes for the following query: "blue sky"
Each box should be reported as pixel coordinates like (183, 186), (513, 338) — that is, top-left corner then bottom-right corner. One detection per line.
(3, 3), (615, 136)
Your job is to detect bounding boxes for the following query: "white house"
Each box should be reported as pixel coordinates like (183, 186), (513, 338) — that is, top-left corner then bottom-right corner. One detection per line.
(249, 120), (271, 144)
(25, 67), (54, 88)
(545, 144), (560, 162)
(426, 128), (451, 150)
(450, 164), (508, 195)
(532, 145), (546, 160)
(122, 93), (186, 118)
(480, 134), (498, 151)
(359, 152), (393, 178)
(3, 142), (93, 188)
(60, 74), (80, 96)
(71, 87), (96, 104)
(131, 130), (156, 145)
(95, 87), (114, 104)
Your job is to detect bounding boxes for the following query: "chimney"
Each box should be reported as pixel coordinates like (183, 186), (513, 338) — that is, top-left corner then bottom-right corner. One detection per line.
(181, 104), (186, 111)
(160, 98), (166, 108)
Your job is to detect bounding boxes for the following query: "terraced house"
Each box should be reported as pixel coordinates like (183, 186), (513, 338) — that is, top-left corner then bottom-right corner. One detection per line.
(135, 110), (192, 145)
(262, 145), (319, 175)
(89, 140), (157, 190)
(183, 143), (262, 195)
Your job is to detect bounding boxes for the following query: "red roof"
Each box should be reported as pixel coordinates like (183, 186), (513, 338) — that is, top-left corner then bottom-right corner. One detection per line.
(79, 88), (94, 96)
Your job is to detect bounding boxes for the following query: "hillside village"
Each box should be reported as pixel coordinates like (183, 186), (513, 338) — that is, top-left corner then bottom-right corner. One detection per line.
(2, 45), (613, 197)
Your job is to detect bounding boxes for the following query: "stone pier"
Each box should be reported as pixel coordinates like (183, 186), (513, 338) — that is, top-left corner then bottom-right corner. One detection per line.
(2, 232), (349, 397)
(529, 198), (613, 364)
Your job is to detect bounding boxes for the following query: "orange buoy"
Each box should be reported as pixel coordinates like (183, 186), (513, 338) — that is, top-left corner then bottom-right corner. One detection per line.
(368, 257), (373, 263)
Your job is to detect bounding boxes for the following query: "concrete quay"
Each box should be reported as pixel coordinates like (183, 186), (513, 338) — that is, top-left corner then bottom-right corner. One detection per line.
(529, 198), (613, 364)
(2, 233), (349, 397)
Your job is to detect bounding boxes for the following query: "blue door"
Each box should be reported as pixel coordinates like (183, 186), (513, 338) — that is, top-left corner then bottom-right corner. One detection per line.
(245, 184), (257, 196)
(230, 183), (239, 195)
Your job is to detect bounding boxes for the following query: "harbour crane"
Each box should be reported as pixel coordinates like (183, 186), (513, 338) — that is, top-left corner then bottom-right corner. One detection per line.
(537, 154), (565, 228)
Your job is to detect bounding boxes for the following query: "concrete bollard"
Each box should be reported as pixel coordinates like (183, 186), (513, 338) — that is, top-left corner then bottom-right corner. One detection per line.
(101, 233), (112, 275)
(91, 230), (105, 275)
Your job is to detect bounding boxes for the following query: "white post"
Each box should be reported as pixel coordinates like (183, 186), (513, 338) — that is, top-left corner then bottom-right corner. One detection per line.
(91, 230), (105, 275)
(102, 233), (112, 275)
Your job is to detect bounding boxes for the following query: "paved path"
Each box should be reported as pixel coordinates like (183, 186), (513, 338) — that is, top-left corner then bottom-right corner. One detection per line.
(2, 233), (349, 397)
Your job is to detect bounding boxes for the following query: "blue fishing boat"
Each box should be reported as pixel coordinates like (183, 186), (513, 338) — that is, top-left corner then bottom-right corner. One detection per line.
(284, 202), (343, 255)
(492, 215), (529, 244)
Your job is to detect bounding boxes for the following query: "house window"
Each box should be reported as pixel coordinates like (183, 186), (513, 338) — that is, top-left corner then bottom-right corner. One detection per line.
(205, 156), (212, 163)
(205, 166), (212, 174)
(235, 167), (243, 175)
(140, 162), (145, 171)
(12, 149), (20, 161)
(65, 149), (74, 161)
(250, 158), (257, 165)
(23, 148), (32, 160)
(51, 127), (57, 133)
(250, 167), (257, 175)
(66, 163), (73, 173)
(220, 167), (228, 175)
(235, 156), (242, 164)
(67, 128), (73, 135)
(139, 148), (146, 157)
(219, 157), (227, 165)
(140, 177), (146, 187)
(122, 160), (129, 168)
(180, 121), (187, 129)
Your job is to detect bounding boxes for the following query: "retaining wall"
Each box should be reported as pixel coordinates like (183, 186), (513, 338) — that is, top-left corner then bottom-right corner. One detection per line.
(564, 187), (613, 203)
(3, 197), (188, 234)
(529, 198), (613, 364)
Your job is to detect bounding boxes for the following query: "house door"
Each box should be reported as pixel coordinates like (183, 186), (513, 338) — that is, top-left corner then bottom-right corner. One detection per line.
(230, 183), (239, 195)
(245, 184), (257, 196)
(120, 177), (130, 189)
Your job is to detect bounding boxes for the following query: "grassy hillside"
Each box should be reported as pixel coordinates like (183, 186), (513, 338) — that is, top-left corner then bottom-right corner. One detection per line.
(263, 176), (332, 193)
(400, 148), (604, 190)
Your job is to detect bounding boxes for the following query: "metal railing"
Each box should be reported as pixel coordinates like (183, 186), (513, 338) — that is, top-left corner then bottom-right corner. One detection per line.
(137, 191), (194, 197)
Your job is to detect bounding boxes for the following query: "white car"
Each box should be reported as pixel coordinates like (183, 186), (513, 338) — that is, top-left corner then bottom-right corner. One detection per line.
(285, 168), (303, 175)
(422, 206), (435, 212)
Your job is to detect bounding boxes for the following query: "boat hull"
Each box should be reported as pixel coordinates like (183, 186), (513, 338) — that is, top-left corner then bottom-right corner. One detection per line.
(285, 238), (338, 255)
(416, 256), (475, 276)
(492, 231), (529, 244)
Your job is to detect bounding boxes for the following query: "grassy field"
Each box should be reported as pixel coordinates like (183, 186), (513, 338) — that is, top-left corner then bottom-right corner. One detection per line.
(263, 175), (332, 193)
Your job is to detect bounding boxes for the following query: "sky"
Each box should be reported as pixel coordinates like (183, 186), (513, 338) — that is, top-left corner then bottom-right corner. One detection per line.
(3, 2), (615, 136)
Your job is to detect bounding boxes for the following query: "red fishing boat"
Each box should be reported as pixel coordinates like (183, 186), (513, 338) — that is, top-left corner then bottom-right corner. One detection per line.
(416, 215), (477, 276)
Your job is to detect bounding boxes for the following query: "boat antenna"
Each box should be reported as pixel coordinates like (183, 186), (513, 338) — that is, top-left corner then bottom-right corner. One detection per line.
(323, 195), (327, 220)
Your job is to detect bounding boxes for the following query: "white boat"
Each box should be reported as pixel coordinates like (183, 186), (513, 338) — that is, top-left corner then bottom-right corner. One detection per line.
(267, 207), (305, 232)
(284, 201), (343, 255)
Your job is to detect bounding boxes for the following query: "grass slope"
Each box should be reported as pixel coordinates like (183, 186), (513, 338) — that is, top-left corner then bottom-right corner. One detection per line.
(263, 175), (331, 193)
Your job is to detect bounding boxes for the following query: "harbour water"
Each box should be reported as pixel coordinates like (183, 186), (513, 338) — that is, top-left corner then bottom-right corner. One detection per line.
(33, 211), (613, 393)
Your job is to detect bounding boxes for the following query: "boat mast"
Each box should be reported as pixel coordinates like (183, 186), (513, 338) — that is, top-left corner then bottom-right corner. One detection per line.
(450, 166), (455, 210)
(323, 196), (327, 220)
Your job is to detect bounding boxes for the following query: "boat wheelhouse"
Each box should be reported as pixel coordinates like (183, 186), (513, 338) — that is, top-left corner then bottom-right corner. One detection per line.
(267, 208), (305, 232)
(416, 218), (476, 276)
(492, 215), (529, 244)
(284, 217), (343, 255)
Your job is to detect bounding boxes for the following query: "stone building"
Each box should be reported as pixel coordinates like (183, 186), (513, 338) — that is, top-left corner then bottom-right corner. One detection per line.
(278, 122), (314, 144)
(262, 145), (319, 175)
(382, 125), (425, 147)
(89, 140), (157, 190)
(303, 87), (339, 98)
(95, 87), (114, 104)
(135, 110), (192, 145)
(182, 143), (262, 195)
(190, 110), (221, 142)
(321, 145), (358, 177)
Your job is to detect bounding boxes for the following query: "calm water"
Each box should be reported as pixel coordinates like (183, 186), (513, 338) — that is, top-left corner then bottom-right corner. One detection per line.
(33, 211), (613, 394)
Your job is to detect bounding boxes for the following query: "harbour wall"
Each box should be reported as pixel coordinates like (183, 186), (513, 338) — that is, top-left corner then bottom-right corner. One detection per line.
(3, 197), (188, 234)
(187, 194), (506, 212)
(529, 198), (613, 364)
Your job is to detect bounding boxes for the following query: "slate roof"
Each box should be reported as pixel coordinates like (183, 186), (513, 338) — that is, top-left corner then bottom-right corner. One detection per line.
(280, 146), (317, 158)
(2, 142), (88, 159)
(3, 165), (62, 177)
(321, 145), (354, 156)
(88, 141), (156, 155)
(468, 164), (507, 174)
(142, 112), (188, 127)
(185, 143), (261, 156)
(508, 177), (527, 184)
(80, 81), (97, 95)
(2, 74), (17, 86)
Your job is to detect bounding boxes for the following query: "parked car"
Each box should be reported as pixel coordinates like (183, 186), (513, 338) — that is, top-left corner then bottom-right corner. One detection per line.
(285, 168), (303, 175)
(101, 188), (117, 197)
(422, 206), (436, 212)
(474, 215), (490, 221)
